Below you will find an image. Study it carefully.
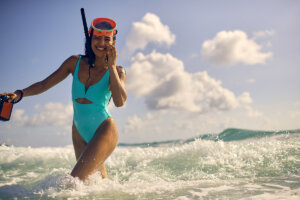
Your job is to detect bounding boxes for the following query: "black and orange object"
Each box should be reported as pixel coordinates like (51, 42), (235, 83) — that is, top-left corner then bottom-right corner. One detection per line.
(0, 95), (14, 121)
(0, 90), (23, 121)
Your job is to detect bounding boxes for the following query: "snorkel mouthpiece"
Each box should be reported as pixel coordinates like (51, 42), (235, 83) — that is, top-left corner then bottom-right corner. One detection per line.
(88, 18), (117, 37)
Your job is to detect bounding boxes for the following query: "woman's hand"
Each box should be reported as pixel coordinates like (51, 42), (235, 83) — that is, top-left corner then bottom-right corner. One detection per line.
(0, 91), (21, 103)
(103, 44), (127, 107)
(105, 44), (117, 68)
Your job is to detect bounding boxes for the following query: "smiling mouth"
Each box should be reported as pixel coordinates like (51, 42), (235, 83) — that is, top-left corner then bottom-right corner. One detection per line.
(96, 47), (106, 51)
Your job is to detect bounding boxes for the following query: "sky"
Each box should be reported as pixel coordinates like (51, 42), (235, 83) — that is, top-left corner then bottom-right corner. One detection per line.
(0, 0), (299, 147)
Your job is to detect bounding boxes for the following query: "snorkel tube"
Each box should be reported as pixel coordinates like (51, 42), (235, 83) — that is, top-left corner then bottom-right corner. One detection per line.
(80, 8), (94, 68)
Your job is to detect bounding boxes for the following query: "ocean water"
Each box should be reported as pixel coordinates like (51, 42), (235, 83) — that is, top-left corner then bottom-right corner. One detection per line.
(1, 128), (300, 200)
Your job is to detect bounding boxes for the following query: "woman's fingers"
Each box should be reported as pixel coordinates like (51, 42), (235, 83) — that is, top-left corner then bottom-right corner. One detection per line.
(105, 44), (117, 66)
(0, 92), (12, 98)
(0, 92), (17, 103)
(6, 93), (16, 103)
(105, 44), (117, 56)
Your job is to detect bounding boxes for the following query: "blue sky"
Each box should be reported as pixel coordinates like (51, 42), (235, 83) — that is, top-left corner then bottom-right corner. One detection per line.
(0, 0), (299, 147)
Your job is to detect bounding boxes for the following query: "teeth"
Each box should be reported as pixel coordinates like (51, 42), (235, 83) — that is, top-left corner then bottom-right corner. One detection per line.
(97, 47), (104, 50)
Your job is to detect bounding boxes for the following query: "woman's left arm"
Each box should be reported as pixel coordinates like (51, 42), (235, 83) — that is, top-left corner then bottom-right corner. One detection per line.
(107, 44), (127, 107)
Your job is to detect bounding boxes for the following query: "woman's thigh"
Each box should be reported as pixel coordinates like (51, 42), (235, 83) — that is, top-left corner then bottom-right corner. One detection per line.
(85, 117), (119, 165)
(72, 123), (87, 160)
(91, 117), (119, 148)
(71, 117), (119, 180)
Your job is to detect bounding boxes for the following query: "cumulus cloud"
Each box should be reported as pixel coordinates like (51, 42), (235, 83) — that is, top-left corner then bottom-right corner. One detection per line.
(201, 30), (273, 66)
(122, 108), (268, 143)
(122, 112), (164, 142)
(244, 106), (263, 118)
(123, 113), (159, 135)
(127, 50), (252, 113)
(125, 13), (175, 54)
(122, 111), (189, 143)
(12, 109), (29, 123)
(11, 102), (73, 134)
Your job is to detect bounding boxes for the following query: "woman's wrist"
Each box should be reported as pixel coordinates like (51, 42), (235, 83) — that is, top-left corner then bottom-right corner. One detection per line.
(13, 90), (24, 103)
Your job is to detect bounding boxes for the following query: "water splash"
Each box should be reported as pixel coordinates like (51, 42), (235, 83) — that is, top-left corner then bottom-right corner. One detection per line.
(0, 130), (300, 199)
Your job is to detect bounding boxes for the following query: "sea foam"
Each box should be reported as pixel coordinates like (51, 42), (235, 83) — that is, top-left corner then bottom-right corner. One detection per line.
(0, 130), (300, 199)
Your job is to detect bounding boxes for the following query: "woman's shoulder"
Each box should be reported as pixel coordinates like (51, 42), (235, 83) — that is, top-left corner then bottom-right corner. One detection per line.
(61, 55), (85, 74)
(67, 55), (89, 66)
(63, 55), (81, 65)
(68, 55), (86, 63)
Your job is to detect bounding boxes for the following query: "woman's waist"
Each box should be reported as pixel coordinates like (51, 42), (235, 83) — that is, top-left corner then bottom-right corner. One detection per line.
(72, 94), (111, 104)
(72, 96), (110, 105)
(73, 101), (110, 114)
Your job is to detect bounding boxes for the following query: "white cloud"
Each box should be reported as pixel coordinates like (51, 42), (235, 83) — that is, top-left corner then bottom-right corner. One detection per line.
(289, 111), (300, 119)
(201, 30), (273, 66)
(127, 50), (184, 97)
(247, 79), (256, 83)
(244, 106), (263, 118)
(123, 113), (157, 135)
(252, 29), (275, 40)
(127, 50), (252, 113)
(238, 92), (252, 104)
(122, 108), (269, 143)
(11, 102), (73, 134)
(12, 109), (29, 126)
(125, 13), (175, 54)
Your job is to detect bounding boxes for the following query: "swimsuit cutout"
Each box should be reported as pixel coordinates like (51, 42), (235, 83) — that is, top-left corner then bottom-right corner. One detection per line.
(72, 56), (112, 143)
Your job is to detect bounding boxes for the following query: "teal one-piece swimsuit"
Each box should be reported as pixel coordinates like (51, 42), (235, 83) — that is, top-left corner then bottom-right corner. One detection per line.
(72, 56), (112, 143)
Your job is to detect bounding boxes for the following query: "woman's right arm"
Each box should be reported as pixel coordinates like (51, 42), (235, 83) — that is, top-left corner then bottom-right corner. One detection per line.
(1, 55), (78, 102)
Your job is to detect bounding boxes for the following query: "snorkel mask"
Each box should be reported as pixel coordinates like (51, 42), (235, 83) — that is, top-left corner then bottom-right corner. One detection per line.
(88, 18), (117, 40)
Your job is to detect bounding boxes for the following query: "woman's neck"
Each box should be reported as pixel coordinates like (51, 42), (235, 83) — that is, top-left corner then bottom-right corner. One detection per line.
(94, 56), (108, 70)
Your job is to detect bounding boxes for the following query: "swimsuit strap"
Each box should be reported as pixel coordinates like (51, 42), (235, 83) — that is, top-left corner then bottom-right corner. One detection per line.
(74, 56), (82, 81)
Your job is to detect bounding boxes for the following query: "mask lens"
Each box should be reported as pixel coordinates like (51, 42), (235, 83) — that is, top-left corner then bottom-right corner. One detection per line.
(94, 21), (113, 31)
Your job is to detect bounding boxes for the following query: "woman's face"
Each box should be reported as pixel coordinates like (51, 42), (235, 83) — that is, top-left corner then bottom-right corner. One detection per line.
(91, 35), (115, 57)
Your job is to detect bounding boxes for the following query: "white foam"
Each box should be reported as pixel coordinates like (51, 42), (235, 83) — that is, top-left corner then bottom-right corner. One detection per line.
(0, 136), (300, 199)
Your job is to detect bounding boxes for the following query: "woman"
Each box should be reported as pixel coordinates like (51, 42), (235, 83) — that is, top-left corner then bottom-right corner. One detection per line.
(0, 17), (127, 181)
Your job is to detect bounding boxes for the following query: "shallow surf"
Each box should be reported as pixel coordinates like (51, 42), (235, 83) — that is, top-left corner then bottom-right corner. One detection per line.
(1, 129), (300, 199)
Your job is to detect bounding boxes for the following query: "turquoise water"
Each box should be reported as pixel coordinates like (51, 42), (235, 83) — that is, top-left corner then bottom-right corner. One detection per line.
(1, 128), (300, 199)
